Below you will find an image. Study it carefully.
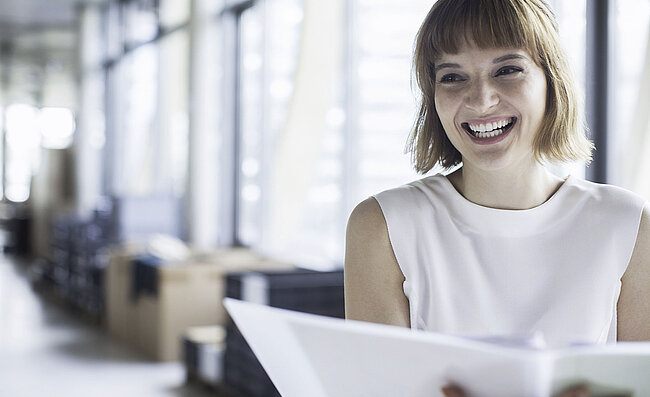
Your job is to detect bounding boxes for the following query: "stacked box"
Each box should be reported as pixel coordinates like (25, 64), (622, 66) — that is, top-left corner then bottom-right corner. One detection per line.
(44, 205), (117, 318)
(105, 244), (145, 343)
(41, 195), (189, 320)
(47, 215), (75, 294)
(225, 269), (345, 318)
(3, 205), (31, 255)
(183, 326), (226, 387)
(130, 254), (163, 299)
(225, 325), (280, 397)
(223, 269), (344, 396)
(105, 247), (294, 361)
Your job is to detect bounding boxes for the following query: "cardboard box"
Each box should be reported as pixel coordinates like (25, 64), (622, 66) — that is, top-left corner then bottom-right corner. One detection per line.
(105, 243), (145, 344)
(105, 246), (293, 361)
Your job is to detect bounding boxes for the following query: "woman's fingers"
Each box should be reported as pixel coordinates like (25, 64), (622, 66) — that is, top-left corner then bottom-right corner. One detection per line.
(559, 385), (590, 397)
(440, 384), (590, 397)
(441, 385), (466, 397)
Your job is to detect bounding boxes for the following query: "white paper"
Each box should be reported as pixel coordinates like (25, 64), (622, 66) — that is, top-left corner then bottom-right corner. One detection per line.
(223, 298), (650, 397)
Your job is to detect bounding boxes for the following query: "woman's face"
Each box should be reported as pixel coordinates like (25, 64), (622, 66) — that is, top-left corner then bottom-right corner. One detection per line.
(433, 42), (547, 172)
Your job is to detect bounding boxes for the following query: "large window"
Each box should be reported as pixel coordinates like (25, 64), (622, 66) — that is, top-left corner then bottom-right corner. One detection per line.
(238, 3), (266, 247)
(5, 104), (41, 203)
(104, 0), (190, 198)
(112, 43), (159, 196)
(547, 0), (587, 179)
(158, 30), (190, 197)
(3, 104), (75, 203)
(0, 26), (77, 204)
(611, 0), (650, 193)
(0, 106), (3, 199)
(236, 0), (344, 265)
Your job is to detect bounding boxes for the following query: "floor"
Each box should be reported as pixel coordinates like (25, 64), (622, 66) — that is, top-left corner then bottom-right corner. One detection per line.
(0, 255), (216, 397)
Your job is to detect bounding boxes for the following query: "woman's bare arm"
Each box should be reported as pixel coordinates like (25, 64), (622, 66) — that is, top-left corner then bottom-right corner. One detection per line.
(344, 197), (410, 327)
(618, 203), (650, 341)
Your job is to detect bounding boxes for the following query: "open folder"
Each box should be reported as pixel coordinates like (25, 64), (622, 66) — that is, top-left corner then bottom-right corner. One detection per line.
(223, 298), (650, 397)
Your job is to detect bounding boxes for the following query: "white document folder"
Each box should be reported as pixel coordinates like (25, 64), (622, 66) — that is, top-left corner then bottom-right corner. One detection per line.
(223, 298), (650, 397)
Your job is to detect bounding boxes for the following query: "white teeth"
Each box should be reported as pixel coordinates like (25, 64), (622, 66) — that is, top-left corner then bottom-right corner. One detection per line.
(468, 118), (513, 134)
(475, 128), (503, 139)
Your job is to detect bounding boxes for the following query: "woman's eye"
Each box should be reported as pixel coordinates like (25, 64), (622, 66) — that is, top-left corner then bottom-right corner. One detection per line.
(438, 73), (464, 83)
(495, 66), (523, 76)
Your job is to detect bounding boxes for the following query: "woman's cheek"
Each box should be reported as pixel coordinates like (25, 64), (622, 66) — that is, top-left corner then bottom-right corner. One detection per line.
(434, 90), (453, 115)
(435, 91), (462, 128)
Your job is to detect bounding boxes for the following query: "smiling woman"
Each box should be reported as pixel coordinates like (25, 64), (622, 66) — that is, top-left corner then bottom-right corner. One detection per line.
(433, 46), (548, 173)
(344, 0), (650, 396)
(409, 0), (593, 173)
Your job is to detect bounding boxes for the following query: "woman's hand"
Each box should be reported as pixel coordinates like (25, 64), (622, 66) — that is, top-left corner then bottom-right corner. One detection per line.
(441, 384), (590, 397)
(440, 385), (465, 397)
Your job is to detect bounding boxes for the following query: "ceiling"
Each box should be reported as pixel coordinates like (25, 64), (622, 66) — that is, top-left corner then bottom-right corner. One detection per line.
(0, 0), (108, 39)
(0, 0), (109, 106)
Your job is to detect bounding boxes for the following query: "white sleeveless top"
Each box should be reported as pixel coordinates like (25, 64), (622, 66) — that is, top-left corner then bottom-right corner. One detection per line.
(373, 174), (646, 347)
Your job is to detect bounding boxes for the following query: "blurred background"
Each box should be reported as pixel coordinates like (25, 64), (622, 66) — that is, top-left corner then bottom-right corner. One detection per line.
(0, 0), (648, 396)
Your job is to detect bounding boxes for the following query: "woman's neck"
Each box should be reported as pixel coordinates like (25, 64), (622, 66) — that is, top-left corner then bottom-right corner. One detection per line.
(446, 161), (565, 210)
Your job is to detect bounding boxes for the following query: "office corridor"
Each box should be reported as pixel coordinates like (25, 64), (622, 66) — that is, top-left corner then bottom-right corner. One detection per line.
(0, 255), (213, 397)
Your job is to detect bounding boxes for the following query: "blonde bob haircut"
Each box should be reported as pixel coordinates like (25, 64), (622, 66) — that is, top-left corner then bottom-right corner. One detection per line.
(409, 0), (594, 173)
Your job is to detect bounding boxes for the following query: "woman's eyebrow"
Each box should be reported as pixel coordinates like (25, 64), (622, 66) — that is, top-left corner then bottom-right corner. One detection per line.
(433, 62), (461, 73)
(433, 54), (528, 74)
(493, 54), (528, 64)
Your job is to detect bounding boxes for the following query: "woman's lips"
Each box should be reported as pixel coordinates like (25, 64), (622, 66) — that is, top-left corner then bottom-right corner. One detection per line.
(461, 118), (517, 145)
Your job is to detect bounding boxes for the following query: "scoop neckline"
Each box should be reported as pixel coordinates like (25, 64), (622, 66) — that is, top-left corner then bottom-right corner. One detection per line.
(437, 173), (574, 213)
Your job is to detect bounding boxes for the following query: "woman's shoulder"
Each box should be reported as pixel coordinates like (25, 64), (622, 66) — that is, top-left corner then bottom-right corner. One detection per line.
(347, 197), (385, 232)
(373, 174), (447, 206)
(348, 175), (445, 229)
(355, 175), (451, 238)
(567, 176), (647, 211)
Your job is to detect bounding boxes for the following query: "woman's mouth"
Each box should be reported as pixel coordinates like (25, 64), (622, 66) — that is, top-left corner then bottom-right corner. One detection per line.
(461, 117), (517, 144)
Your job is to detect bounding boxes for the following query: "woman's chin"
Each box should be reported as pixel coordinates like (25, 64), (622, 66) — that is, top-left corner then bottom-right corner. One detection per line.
(461, 153), (516, 172)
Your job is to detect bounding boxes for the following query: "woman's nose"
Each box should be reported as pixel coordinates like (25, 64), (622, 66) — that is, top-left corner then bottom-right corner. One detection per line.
(464, 79), (499, 113)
